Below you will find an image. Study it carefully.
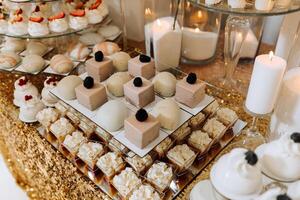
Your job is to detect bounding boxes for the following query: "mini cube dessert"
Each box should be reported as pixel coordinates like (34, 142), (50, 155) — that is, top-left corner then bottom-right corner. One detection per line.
(85, 51), (114, 82)
(175, 73), (206, 108)
(124, 109), (160, 149)
(203, 117), (226, 140)
(216, 107), (238, 126)
(112, 167), (142, 198)
(146, 162), (173, 192)
(189, 112), (206, 130)
(167, 144), (196, 170)
(129, 184), (160, 200)
(75, 76), (107, 111)
(171, 122), (191, 142)
(124, 77), (155, 108)
(155, 137), (173, 158)
(126, 154), (153, 174)
(36, 108), (59, 129)
(128, 54), (155, 79)
(63, 131), (87, 155)
(55, 101), (69, 116)
(77, 142), (104, 169)
(188, 130), (212, 153)
(203, 100), (219, 115)
(49, 117), (75, 142)
(96, 152), (125, 179)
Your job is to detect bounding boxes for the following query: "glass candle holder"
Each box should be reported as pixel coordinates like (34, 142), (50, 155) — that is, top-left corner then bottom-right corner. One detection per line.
(181, 2), (221, 65)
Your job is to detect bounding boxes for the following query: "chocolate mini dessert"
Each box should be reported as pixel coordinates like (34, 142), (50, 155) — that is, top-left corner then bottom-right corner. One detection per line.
(124, 108), (160, 149)
(85, 51), (114, 82)
(128, 54), (155, 79)
(123, 77), (155, 108)
(75, 76), (107, 110)
(175, 73), (206, 108)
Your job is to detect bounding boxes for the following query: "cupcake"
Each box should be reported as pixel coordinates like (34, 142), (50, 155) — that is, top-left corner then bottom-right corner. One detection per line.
(210, 148), (263, 200)
(69, 9), (88, 30)
(256, 132), (300, 182)
(13, 76), (39, 107)
(41, 76), (59, 106)
(48, 12), (68, 33)
(28, 13), (49, 36)
(86, 0), (103, 24)
(8, 14), (28, 36)
(19, 95), (45, 122)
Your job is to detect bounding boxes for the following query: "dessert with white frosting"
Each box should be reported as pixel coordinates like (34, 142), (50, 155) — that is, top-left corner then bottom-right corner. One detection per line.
(129, 184), (160, 200)
(56, 75), (82, 100)
(255, 0), (275, 11)
(124, 77), (155, 108)
(0, 51), (21, 69)
(36, 108), (59, 128)
(112, 167), (142, 198)
(96, 152), (125, 178)
(189, 112), (206, 130)
(108, 51), (131, 72)
(22, 54), (45, 73)
(85, 51), (114, 82)
(210, 148), (263, 200)
(96, 100), (128, 132)
(54, 102), (69, 116)
(26, 41), (48, 56)
(106, 72), (131, 97)
(146, 162), (173, 192)
(49, 117), (75, 142)
(155, 137), (173, 158)
(175, 73), (206, 108)
(92, 41), (120, 56)
(125, 109), (160, 149)
(13, 76), (39, 107)
(28, 14), (49, 36)
(126, 154), (153, 174)
(50, 54), (74, 74)
(77, 142), (104, 169)
(48, 12), (68, 33)
(128, 54), (155, 79)
(256, 133), (300, 182)
(69, 9), (88, 30)
(152, 72), (177, 97)
(228, 0), (246, 8)
(98, 25), (120, 39)
(8, 12), (28, 36)
(167, 144), (196, 170)
(41, 76), (59, 106)
(203, 100), (219, 115)
(67, 42), (90, 61)
(19, 95), (45, 122)
(203, 117), (226, 139)
(97, 0), (109, 17)
(1, 37), (25, 52)
(205, 0), (222, 5)
(188, 130), (212, 153)
(79, 32), (104, 46)
(85, 0), (103, 24)
(75, 76), (107, 110)
(0, 14), (8, 34)
(63, 131), (87, 155)
(78, 119), (96, 136)
(95, 127), (111, 143)
(153, 98), (180, 130)
(216, 107), (238, 126)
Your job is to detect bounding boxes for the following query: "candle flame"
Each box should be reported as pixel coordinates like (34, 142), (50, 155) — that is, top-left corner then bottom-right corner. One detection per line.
(195, 28), (200, 32)
(187, 2), (190, 7)
(145, 8), (151, 15)
(269, 51), (274, 61)
(197, 11), (203, 19)
(157, 19), (161, 26)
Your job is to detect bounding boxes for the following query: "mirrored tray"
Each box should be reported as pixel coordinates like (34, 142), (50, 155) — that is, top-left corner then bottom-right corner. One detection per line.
(0, 16), (112, 39)
(188, 0), (300, 16)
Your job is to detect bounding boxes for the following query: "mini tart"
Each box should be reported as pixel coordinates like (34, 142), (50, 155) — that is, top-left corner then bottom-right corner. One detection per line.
(49, 117), (75, 142)
(125, 154), (153, 174)
(96, 152), (125, 179)
(129, 184), (160, 200)
(216, 107), (238, 126)
(112, 167), (142, 198)
(146, 162), (173, 192)
(188, 130), (212, 153)
(36, 108), (59, 129)
(203, 117), (227, 140)
(167, 144), (196, 171)
(77, 142), (104, 169)
(63, 131), (87, 155)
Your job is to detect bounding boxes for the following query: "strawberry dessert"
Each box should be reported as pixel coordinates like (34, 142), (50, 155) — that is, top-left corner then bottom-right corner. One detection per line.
(85, 0), (103, 24)
(13, 76), (39, 107)
(8, 11), (28, 36)
(28, 10), (49, 36)
(48, 12), (68, 33)
(19, 95), (45, 123)
(69, 9), (88, 30)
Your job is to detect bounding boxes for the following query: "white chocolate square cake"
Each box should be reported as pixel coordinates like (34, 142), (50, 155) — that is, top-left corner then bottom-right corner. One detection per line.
(77, 142), (104, 169)
(36, 108), (59, 128)
(146, 162), (173, 192)
(203, 118), (226, 139)
(188, 130), (212, 152)
(216, 107), (238, 125)
(129, 184), (160, 200)
(50, 117), (75, 142)
(126, 154), (153, 173)
(167, 144), (196, 169)
(96, 152), (124, 178)
(63, 131), (87, 155)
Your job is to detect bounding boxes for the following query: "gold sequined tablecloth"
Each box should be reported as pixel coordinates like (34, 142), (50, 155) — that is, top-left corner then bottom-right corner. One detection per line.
(0, 43), (272, 200)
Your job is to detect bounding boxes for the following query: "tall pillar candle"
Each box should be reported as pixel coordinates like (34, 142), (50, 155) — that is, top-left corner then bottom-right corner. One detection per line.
(270, 67), (300, 139)
(152, 17), (182, 71)
(245, 52), (287, 115)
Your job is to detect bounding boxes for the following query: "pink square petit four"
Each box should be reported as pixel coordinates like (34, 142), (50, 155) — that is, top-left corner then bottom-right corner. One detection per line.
(128, 54), (155, 79)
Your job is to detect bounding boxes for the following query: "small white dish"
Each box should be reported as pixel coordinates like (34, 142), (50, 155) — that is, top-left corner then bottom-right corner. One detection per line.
(15, 60), (49, 75)
(43, 61), (80, 76)
(190, 180), (216, 200)
(19, 114), (37, 123)
(20, 47), (54, 57)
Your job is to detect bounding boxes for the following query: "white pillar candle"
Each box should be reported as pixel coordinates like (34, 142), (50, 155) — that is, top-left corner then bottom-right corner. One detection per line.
(275, 0), (292, 8)
(181, 27), (218, 61)
(270, 67), (300, 139)
(246, 52), (287, 115)
(255, 0), (275, 11)
(228, 0), (246, 8)
(152, 17), (182, 71)
(240, 29), (259, 58)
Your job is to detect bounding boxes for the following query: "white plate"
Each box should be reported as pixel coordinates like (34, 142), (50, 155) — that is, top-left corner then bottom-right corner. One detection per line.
(43, 61), (80, 76)
(19, 114), (37, 123)
(106, 31), (122, 41)
(20, 47), (54, 57)
(0, 61), (22, 72)
(190, 180), (216, 200)
(14, 60), (49, 75)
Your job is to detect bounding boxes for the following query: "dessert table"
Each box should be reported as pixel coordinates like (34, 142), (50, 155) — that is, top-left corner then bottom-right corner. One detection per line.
(0, 40), (272, 200)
